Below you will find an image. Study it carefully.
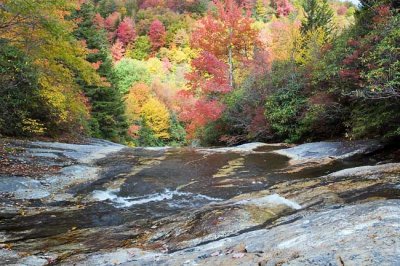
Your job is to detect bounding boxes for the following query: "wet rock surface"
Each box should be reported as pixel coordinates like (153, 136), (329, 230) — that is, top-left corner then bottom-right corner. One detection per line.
(274, 140), (382, 162)
(0, 139), (399, 265)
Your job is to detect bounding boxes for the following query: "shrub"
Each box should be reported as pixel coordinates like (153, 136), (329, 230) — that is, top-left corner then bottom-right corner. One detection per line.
(0, 41), (47, 136)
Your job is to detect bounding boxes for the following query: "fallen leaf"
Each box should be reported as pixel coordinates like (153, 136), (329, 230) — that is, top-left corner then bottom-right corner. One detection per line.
(211, 251), (220, 257)
(232, 253), (245, 259)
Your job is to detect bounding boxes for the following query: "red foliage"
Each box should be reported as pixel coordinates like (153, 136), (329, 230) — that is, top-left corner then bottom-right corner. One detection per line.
(162, 57), (173, 71)
(248, 106), (270, 138)
(308, 92), (336, 105)
(111, 40), (125, 62)
(181, 0), (262, 137)
(116, 17), (136, 46)
(148, 19), (166, 51)
(107, 31), (116, 43)
(140, 0), (164, 9)
(191, 0), (259, 61)
(93, 13), (105, 29)
(339, 69), (360, 80)
(321, 43), (333, 54)
(347, 39), (360, 47)
(336, 5), (348, 16)
(250, 50), (272, 76)
(186, 51), (232, 94)
(128, 124), (141, 138)
(274, 0), (294, 17)
(237, 0), (254, 12)
(152, 81), (176, 110)
(178, 96), (225, 138)
(91, 61), (102, 70)
(104, 12), (120, 31)
(342, 50), (360, 65)
(166, 0), (186, 11)
(373, 5), (391, 24)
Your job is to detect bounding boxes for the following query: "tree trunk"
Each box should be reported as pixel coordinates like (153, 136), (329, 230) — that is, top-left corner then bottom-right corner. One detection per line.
(228, 45), (234, 88)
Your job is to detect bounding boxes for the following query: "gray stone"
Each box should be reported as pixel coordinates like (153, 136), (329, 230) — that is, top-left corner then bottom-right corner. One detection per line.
(0, 177), (42, 193)
(13, 188), (50, 199)
(1, 139), (398, 266)
(108, 200), (400, 266)
(274, 140), (382, 161)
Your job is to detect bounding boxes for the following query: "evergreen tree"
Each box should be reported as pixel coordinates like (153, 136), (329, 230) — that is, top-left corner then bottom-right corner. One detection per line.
(301, 0), (334, 34)
(72, 2), (128, 142)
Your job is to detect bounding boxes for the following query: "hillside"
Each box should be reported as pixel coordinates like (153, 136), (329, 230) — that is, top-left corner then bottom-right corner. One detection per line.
(0, 0), (398, 146)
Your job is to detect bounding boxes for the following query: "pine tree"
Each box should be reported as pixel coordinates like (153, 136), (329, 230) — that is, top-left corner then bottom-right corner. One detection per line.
(301, 0), (334, 35)
(72, 2), (128, 142)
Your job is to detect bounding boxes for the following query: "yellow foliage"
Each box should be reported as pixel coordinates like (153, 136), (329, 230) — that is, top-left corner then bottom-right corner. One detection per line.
(146, 57), (165, 76)
(159, 47), (196, 64)
(295, 28), (329, 66)
(125, 83), (152, 122)
(255, 0), (268, 20)
(141, 98), (171, 139)
(21, 119), (46, 135)
(262, 18), (303, 62)
(1, 0), (99, 132)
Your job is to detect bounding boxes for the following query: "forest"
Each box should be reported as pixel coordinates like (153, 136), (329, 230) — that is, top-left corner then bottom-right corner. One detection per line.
(0, 0), (399, 146)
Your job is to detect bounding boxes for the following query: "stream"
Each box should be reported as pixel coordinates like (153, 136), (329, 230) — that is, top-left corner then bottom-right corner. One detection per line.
(0, 140), (399, 265)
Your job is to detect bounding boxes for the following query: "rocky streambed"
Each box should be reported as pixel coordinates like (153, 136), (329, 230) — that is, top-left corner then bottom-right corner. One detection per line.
(0, 139), (399, 265)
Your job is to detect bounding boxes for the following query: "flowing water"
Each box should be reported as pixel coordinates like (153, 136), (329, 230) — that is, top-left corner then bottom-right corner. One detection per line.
(69, 146), (368, 225)
(0, 144), (388, 257)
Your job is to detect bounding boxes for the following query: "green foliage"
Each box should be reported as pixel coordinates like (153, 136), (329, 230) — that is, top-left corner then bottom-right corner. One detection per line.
(301, 0), (334, 35)
(137, 119), (164, 147)
(114, 58), (151, 93)
(169, 115), (187, 146)
(72, 2), (128, 142)
(347, 100), (400, 139)
(127, 36), (152, 60)
(360, 13), (400, 98)
(87, 86), (128, 142)
(97, 0), (118, 17)
(199, 120), (229, 146)
(0, 41), (47, 136)
(265, 81), (307, 143)
(298, 101), (347, 141)
(186, 0), (209, 15)
(305, 3), (400, 142)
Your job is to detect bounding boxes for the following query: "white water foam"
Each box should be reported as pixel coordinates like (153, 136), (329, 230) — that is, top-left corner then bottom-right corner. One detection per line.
(236, 193), (302, 210)
(92, 188), (221, 208)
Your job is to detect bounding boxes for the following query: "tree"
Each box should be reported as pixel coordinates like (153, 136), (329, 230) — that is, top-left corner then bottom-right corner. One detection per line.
(274, 0), (294, 17)
(148, 19), (167, 51)
(126, 35), (152, 60)
(0, 0), (101, 136)
(113, 58), (151, 93)
(116, 17), (136, 46)
(179, 0), (261, 139)
(186, 51), (231, 94)
(141, 98), (171, 139)
(301, 0), (334, 35)
(72, 2), (128, 141)
(104, 11), (121, 31)
(191, 0), (260, 88)
(255, 0), (269, 21)
(0, 41), (47, 136)
(111, 39), (125, 62)
(93, 13), (105, 29)
(125, 83), (152, 122)
(178, 96), (225, 138)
